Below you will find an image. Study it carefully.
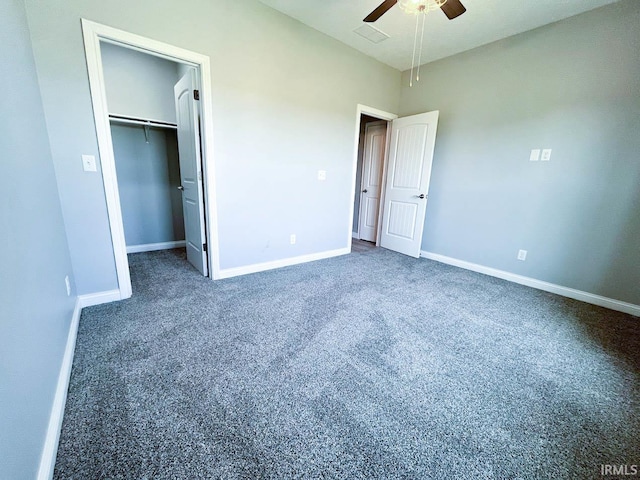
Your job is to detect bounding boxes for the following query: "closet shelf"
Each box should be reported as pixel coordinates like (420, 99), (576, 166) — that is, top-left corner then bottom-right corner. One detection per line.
(108, 114), (177, 130)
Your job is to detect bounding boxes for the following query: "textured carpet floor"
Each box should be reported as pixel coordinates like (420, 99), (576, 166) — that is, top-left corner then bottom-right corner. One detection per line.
(54, 247), (639, 479)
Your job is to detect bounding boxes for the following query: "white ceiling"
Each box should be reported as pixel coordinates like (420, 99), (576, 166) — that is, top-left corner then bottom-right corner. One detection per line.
(257, 0), (621, 71)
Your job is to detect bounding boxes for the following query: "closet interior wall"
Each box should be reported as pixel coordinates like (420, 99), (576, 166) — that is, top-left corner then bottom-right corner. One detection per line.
(101, 41), (191, 253)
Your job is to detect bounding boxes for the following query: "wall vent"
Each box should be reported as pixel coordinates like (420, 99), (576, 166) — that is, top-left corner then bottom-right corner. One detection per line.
(353, 24), (390, 44)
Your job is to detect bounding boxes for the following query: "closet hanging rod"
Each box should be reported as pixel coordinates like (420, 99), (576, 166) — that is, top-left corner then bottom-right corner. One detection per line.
(108, 114), (177, 130)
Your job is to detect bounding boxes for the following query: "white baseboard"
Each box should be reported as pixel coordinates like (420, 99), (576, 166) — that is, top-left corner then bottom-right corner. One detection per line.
(37, 298), (82, 480)
(218, 247), (350, 279)
(126, 240), (186, 254)
(352, 231), (359, 239)
(420, 251), (640, 317)
(78, 289), (121, 308)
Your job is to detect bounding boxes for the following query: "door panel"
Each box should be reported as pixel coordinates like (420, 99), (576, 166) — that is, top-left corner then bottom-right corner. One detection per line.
(391, 125), (428, 189)
(358, 121), (387, 242)
(364, 197), (380, 229)
(380, 111), (439, 258)
(174, 69), (208, 276)
(387, 201), (417, 239)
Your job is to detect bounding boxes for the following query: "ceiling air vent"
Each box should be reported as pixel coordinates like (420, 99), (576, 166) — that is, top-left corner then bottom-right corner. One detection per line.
(353, 24), (390, 44)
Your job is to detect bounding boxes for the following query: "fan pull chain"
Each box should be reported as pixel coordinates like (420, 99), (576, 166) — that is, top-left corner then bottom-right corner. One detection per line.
(416, 12), (427, 82)
(409, 12), (420, 87)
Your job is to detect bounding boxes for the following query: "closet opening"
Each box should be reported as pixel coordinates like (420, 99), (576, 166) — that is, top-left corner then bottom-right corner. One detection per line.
(101, 41), (209, 281)
(82, 19), (220, 301)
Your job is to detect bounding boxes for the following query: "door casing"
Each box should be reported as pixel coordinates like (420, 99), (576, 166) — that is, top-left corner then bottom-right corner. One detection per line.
(349, 105), (397, 251)
(82, 19), (221, 300)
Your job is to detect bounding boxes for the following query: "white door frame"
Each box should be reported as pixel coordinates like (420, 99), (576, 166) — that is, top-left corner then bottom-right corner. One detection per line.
(349, 105), (397, 249)
(81, 19), (221, 300)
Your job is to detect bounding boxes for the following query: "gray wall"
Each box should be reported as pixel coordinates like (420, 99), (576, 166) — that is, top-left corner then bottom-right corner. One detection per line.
(24, 0), (401, 293)
(177, 63), (196, 82)
(111, 125), (184, 246)
(399, 0), (640, 305)
(0, 0), (76, 477)
(101, 42), (181, 123)
(102, 43), (185, 248)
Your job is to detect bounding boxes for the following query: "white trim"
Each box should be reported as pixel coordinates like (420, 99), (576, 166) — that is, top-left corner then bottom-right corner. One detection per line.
(82, 21), (131, 298)
(37, 299), (82, 480)
(126, 240), (186, 254)
(349, 105), (397, 253)
(78, 289), (122, 308)
(356, 105), (399, 121)
(421, 251), (640, 317)
(218, 248), (350, 279)
(352, 231), (360, 239)
(81, 20), (222, 299)
(196, 52), (221, 280)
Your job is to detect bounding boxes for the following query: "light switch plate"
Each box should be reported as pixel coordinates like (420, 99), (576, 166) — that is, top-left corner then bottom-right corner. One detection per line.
(317, 170), (327, 181)
(541, 149), (552, 161)
(82, 154), (97, 172)
(530, 149), (540, 162)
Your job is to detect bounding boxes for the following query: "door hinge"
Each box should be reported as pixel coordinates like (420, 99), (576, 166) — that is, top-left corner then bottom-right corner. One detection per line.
(203, 243), (207, 252)
(193, 89), (200, 101)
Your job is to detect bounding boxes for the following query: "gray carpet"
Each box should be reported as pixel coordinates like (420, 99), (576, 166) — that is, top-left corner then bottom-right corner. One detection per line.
(54, 246), (639, 479)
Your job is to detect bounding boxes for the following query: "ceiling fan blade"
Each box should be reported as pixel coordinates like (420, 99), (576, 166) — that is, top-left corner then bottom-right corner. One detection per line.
(364, 0), (398, 22)
(440, 0), (466, 20)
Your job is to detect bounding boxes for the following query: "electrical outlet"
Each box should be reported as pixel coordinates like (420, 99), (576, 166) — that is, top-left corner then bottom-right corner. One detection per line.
(65, 275), (71, 296)
(317, 170), (327, 181)
(517, 250), (527, 261)
(541, 149), (552, 161)
(290, 234), (296, 245)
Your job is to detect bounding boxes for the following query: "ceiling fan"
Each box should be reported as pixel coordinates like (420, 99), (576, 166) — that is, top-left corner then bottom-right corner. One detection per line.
(363, 0), (467, 22)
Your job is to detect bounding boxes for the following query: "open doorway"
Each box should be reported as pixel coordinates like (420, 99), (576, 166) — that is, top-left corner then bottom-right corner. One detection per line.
(82, 20), (220, 300)
(349, 105), (440, 258)
(100, 43), (208, 279)
(350, 105), (397, 253)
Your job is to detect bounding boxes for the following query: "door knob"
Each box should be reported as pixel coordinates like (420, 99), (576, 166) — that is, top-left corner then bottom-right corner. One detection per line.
(362, 189), (368, 193)
(417, 193), (425, 199)
(177, 186), (184, 191)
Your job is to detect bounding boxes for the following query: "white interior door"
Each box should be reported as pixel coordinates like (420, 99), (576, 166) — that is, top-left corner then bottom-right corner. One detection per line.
(358, 121), (387, 242)
(379, 111), (439, 258)
(174, 69), (208, 276)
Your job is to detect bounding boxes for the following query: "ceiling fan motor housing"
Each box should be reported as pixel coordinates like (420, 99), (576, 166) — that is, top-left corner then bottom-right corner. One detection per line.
(363, 0), (466, 22)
